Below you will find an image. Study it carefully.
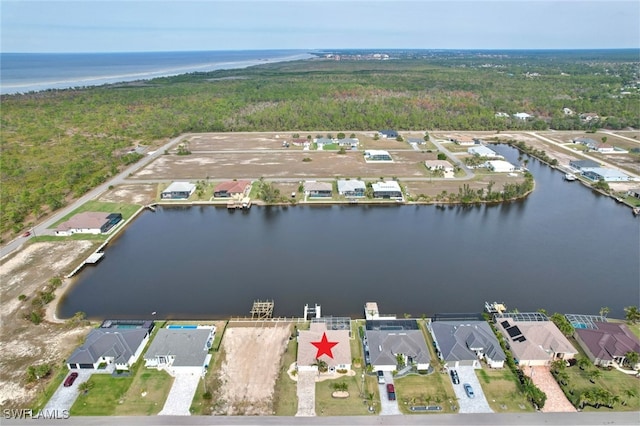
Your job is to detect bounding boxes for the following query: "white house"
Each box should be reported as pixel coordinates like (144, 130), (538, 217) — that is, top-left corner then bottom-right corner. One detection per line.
(424, 160), (454, 173)
(468, 145), (502, 158)
(595, 144), (615, 153)
(55, 212), (123, 236)
(364, 150), (393, 161)
(582, 168), (630, 182)
(161, 181), (196, 199)
(487, 160), (517, 173)
(144, 326), (215, 375)
(372, 181), (403, 199)
(513, 112), (533, 120)
(563, 107), (574, 116)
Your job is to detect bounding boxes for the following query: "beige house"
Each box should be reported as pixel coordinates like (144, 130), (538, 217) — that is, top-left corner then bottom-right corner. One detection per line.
(297, 323), (351, 373)
(495, 314), (577, 366)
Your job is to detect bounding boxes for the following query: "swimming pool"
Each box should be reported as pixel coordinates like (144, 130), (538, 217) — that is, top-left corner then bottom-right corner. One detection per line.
(167, 325), (198, 329)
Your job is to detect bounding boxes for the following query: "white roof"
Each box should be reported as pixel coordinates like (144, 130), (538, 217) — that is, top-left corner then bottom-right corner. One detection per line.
(425, 160), (454, 169)
(468, 145), (500, 157)
(364, 150), (390, 156)
(163, 181), (196, 193)
(584, 168), (629, 179)
(337, 179), (366, 192)
(487, 160), (516, 171)
(372, 181), (401, 191)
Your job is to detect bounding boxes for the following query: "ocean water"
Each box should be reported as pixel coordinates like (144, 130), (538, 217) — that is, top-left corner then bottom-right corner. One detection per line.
(0, 50), (313, 95)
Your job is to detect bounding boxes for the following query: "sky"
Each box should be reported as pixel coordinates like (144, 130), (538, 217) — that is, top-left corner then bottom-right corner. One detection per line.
(2, 0), (639, 53)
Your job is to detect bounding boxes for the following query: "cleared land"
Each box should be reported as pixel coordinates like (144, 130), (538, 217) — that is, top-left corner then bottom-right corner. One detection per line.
(217, 323), (292, 415)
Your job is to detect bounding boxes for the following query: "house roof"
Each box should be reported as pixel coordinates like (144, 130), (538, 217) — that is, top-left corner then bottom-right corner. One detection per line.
(214, 180), (251, 194)
(365, 329), (431, 367)
(468, 145), (499, 157)
(496, 317), (577, 363)
(487, 160), (516, 170)
(574, 137), (598, 145)
(144, 328), (213, 367)
(365, 149), (391, 157)
(67, 328), (148, 366)
(315, 138), (334, 144)
(297, 323), (351, 367)
(378, 130), (398, 137)
(305, 181), (333, 192)
(431, 321), (506, 363)
(372, 181), (401, 192)
(583, 168), (629, 180)
(337, 179), (366, 193)
(575, 322), (640, 361)
(425, 160), (453, 170)
(162, 181), (196, 193)
(56, 212), (112, 232)
(569, 159), (600, 169)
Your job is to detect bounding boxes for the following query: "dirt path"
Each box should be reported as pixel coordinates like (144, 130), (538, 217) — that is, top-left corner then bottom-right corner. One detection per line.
(217, 324), (292, 415)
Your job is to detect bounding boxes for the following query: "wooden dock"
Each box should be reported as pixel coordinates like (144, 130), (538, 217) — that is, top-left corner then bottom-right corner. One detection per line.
(250, 300), (274, 319)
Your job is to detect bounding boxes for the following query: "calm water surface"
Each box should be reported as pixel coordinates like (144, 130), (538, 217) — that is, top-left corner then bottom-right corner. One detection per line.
(59, 148), (639, 319)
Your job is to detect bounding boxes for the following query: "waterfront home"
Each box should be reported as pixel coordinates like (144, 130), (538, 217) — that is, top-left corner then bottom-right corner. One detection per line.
(573, 137), (598, 149)
(161, 181), (196, 199)
(364, 150), (393, 162)
(144, 326), (215, 375)
(569, 159), (600, 172)
(378, 129), (398, 139)
(429, 321), (506, 369)
(213, 180), (251, 198)
(582, 167), (630, 182)
(627, 188), (640, 199)
(487, 160), (517, 173)
(297, 322), (351, 373)
(337, 179), (366, 197)
(55, 212), (122, 236)
(574, 321), (640, 369)
(304, 181), (333, 198)
(364, 319), (431, 372)
(468, 145), (502, 158)
(67, 320), (153, 370)
(372, 181), (403, 199)
(494, 313), (577, 366)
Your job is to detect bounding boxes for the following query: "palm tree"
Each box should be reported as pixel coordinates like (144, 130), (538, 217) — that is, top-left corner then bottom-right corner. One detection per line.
(624, 351), (639, 369)
(624, 306), (640, 324)
(621, 388), (638, 406)
(588, 368), (602, 384)
(599, 306), (610, 318)
(577, 356), (591, 371)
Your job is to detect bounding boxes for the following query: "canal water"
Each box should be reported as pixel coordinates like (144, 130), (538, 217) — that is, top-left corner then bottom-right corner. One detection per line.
(58, 146), (639, 320)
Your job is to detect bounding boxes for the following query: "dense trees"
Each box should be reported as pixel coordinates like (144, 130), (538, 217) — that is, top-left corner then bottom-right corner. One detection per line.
(2, 51), (638, 235)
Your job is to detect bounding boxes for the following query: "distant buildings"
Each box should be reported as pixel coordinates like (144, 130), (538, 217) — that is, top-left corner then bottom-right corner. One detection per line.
(364, 150), (393, 162)
(377, 129), (399, 139)
(372, 181), (403, 199)
(161, 181), (196, 200)
(513, 112), (533, 120)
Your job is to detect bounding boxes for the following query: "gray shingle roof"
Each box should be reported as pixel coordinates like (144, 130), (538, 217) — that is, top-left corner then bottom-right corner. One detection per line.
(365, 329), (430, 367)
(430, 321), (506, 363)
(144, 328), (212, 367)
(67, 328), (149, 366)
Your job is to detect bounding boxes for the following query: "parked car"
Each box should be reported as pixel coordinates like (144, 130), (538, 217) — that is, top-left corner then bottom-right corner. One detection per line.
(449, 369), (460, 384)
(463, 383), (475, 398)
(386, 383), (396, 401)
(377, 370), (385, 384)
(63, 372), (79, 387)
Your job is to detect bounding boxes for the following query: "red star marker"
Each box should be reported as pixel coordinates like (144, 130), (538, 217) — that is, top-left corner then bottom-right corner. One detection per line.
(311, 332), (339, 359)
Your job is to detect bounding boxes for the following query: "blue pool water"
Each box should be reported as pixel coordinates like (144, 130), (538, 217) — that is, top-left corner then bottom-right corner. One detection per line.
(167, 325), (198, 329)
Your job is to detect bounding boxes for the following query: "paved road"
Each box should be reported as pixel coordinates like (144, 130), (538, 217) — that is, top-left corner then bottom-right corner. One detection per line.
(431, 138), (474, 179)
(0, 134), (189, 260)
(451, 367), (493, 414)
(4, 412), (639, 425)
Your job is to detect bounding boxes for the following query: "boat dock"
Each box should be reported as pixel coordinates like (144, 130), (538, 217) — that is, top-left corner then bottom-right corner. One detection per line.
(227, 197), (252, 210)
(85, 252), (104, 264)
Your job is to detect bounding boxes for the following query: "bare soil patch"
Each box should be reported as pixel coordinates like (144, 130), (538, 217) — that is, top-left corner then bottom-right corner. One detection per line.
(217, 324), (292, 415)
(0, 241), (97, 408)
(98, 184), (157, 205)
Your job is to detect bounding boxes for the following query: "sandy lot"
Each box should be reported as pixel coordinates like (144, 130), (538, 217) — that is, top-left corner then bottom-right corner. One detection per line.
(131, 150), (436, 181)
(0, 241), (97, 408)
(97, 183), (158, 205)
(217, 323), (292, 415)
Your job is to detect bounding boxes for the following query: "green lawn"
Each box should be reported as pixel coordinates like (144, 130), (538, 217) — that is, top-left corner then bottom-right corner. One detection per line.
(560, 364), (640, 411)
(315, 375), (375, 416)
(50, 200), (140, 228)
(394, 373), (457, 414)
(476, 367), (533, 412)
(70, 374), (134, 415)
(114, 369), (173, 415)
(272, 335), (299, 416)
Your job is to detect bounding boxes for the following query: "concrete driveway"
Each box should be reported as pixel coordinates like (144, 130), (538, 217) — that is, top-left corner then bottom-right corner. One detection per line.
(451, 367), (493, 413)
(295, 370), (316, 416)
(378, 371), (401, 416)
(43, 370), (92, 412)
(158, 370), (201, 416)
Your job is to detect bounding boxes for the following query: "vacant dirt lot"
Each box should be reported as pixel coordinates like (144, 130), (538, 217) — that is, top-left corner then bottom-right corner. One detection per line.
(97, 183), (158, 205)
(131, 150), (437, 181)
(217, 323), (292, 415)
(0, 241), (96, 408)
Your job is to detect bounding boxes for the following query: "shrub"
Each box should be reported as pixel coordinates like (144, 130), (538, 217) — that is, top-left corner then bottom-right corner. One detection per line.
(302, 157), (312, 162)
(18, 294), (27, 301)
